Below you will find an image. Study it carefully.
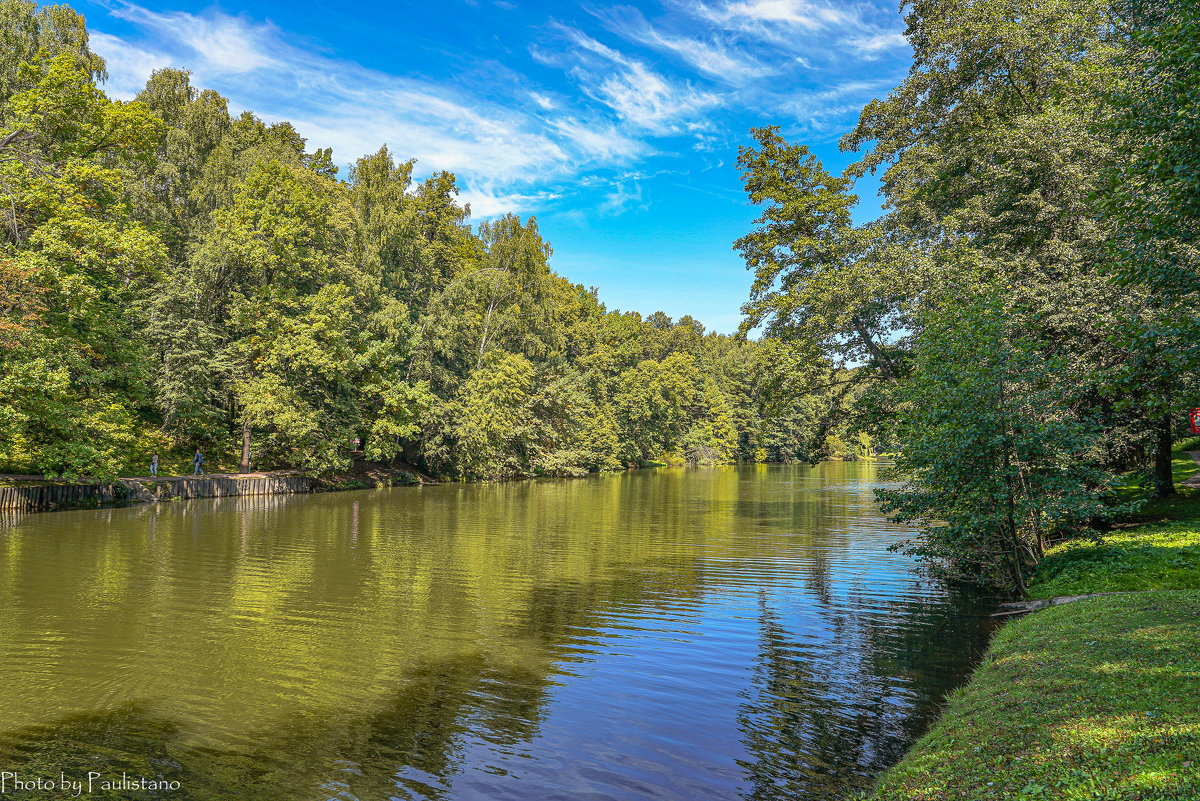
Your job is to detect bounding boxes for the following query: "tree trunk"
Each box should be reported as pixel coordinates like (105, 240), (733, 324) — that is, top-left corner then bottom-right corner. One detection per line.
(852, 318), (897, 381)
(1154, 412), (1174, 498)
(240, 422), (252, 474)
(1002, 445), (1028, 598)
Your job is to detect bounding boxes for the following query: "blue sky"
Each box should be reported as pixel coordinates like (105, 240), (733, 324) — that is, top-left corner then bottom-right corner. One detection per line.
(80, 0), (911, 333)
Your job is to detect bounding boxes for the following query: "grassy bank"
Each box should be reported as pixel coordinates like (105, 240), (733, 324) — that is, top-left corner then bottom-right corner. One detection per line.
(1029, 493), (1200, 599)
(867, 590), (1200, 800)
(867, 464), (1200, 799)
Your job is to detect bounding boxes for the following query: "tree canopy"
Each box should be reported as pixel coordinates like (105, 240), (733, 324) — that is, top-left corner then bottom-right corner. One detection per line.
(0, 0), (868, 481)
(734, 0), (1200, 593)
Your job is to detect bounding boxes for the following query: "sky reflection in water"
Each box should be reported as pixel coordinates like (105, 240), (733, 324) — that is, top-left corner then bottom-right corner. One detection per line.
(0, 463), (994, 800)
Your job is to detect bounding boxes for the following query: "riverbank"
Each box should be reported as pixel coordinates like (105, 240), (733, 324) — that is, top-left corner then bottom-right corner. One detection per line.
(0, 463), (423, 512)
(867, 480), (1200, 799)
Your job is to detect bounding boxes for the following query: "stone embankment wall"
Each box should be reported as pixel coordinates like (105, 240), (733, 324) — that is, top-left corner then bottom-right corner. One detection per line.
(0, 475), (314, 512)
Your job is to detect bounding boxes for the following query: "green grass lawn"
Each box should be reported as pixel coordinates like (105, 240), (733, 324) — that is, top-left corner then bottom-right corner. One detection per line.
(1029, 490), (1200, 599)
(867, 445), (1200, 800)
(867, 591), (1200, 800)
(1172, 442), (1200, 484)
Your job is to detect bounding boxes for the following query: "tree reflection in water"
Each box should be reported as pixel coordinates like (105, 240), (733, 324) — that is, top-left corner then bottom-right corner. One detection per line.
(0, 464), (994, 801)
(738, 585), (995, 801)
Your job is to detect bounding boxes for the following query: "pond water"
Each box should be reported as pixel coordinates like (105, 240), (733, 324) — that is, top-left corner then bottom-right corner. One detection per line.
(0, 463), (994, 801)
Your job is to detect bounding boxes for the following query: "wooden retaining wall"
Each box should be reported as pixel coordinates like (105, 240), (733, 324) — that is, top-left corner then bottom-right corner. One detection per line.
(0, 475), (314, 512)
(0, 482), (128, 512)
(139, 475), (313, 502)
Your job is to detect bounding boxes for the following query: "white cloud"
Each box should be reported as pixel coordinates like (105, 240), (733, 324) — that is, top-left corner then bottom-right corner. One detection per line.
(459, 186), (562, 218)
(599, 181), (646, 214)
(86, 4), (658, 217)
(277, 99), (569, 187)
(694, 0), (860, 34)
(593, 61), (720, 132)
(554, 26), (722, 134)
(86, 0), (913, 221)
(89, 31), (165, 99)
(846, 32), (908, 56)
(780, 77), (901, 132)
(548, 117), (645, 162)
(110, 5), (280, 75)
(596, 7), (772, 82)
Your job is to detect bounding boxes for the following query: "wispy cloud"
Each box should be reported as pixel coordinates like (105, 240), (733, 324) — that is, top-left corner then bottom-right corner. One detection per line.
(599, 181), (648, 215)
(88, 30), (165, 97)
(459, 186), (562, 217)
(693, 0), (861, 35)
(846, 31), (909, 57)
(680, 0), (905, 67)
(109, 5), (281, 75)
(548, 25), (722, 135)
(87, 3), (654, 217)
(780, 77), (903, 134)
(87, 0), (912, 220)
(594, 6), (772, 83)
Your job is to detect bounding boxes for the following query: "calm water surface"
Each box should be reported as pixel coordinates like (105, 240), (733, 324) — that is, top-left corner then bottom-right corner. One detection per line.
(0, 463), (994, 800)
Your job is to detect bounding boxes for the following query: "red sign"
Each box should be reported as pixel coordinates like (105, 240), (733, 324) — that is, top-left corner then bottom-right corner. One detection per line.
(1191, 409), (1200, 435)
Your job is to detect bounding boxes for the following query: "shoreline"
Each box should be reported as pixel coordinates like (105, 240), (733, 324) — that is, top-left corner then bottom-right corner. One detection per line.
(865, 480), (1200, 799)
(0, 458), (885, 514)
(0, 467), (423, 513)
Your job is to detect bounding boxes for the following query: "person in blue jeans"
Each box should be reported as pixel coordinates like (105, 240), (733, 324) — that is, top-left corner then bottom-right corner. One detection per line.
(192, 449), (204, 476)
(150, 452), (158, 477)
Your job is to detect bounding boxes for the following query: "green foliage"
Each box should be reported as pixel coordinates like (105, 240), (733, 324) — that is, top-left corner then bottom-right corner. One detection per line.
(739, 0), (1200, 594)
(0, 0), (105, 104)
(0, 3), (841, 480)
(1097, 0), (1200, 495)
(1101, 0), (1200, 298)
(0, 53), (164, 478)
(735, 126), (907, 381)
(880, 275), (1130, 593)
(870, 456), (1200, 800)
(450, 352), (536, 479)
(1031, 489), (1200, 597)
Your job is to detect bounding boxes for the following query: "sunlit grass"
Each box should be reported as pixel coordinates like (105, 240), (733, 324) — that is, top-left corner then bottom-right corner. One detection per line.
(868, 443), (1200, 799)
(867, 591), (1200, 800)
(1032, 439), (1200, 599)
(1031, 468), (1200, 599)
(1171, 435), (1200, 484)
(1030, 495), (1200, 598)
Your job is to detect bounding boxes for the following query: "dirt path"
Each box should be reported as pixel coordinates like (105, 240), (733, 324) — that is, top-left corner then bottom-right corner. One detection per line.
(1185, 452), (1200, 488)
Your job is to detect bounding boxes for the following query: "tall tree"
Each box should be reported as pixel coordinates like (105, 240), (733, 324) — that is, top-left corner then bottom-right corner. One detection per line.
(1099, 0), (1200, 495)
(879, 260), (1127, 594)
(186, 160), (369, 470)
(0, 54), (163, 476)
(0, 0), (105, 103)
(736, 126), (907, 382)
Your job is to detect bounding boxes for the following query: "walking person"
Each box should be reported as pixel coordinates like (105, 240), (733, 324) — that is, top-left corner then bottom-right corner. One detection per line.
(192, 448), (204, 476)
(150, 452), (159, 477)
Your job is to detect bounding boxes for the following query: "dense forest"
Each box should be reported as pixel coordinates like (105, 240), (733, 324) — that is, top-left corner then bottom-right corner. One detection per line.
(0, 1), (871, 481)
(3, 0), (1197, 595)
(740, 0), (1199, 593)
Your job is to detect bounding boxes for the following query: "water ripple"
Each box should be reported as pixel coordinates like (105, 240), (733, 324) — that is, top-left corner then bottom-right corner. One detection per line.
(0, 463), (994, 800)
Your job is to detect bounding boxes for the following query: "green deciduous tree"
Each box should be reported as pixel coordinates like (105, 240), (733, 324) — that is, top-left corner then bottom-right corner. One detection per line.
(879, 274), (1128, 594)
(0, 0), (105, 104)
(736, 126), (907, 381)
(0, 54), (163, 477)
(1099, 0), (1200, 495)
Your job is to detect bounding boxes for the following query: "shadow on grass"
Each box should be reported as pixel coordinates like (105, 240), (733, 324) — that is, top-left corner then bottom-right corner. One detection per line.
(1030, 489), (1200, 598)
(867, 591), (1200, 801)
